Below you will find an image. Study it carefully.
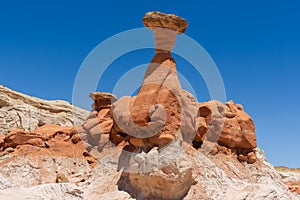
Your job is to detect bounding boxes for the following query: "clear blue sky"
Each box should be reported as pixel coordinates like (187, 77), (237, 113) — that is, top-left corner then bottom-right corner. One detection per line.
(0, 1), (299, 167)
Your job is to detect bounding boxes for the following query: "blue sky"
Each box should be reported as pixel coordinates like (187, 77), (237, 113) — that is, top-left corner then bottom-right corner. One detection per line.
(0, 1), (299, 167)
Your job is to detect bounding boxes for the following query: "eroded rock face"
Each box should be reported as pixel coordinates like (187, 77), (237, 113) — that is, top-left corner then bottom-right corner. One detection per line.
(198, 100), (255, 148)
(110, 11), (199, 199)
(285, 181), (300, 195)
(111, 12), (198, 152)
(0, 89), (297, 199)
(107, 11), (260, 198)
(1, 141), (299, 200)
(127, 141), (195, 199)
(0, 85), (89, 134)
(275, 166), (300, 195)
(89, 92), (116, 112)
(196, 100), (258, 163)
(77, 92), (115, 155)
(0, 11), (297, 200)
(0, 124), (96, 187)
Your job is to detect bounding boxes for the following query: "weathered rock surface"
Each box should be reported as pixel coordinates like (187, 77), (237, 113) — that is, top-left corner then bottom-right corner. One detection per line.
(196, 100), (258, 164)
(0, 85), (89, 134)
(126, 141), (195, 199)
(0, 11), (298, 200)
(78, 92), (115, 154)
(106, 11), (272, 199)
(0, 144), (298, 199)
(0, 86), (294, 199)
(0, 183), (84, 200)
(276, 166), (300, 195)
(0, 124), (96, 187)
(109, 12), (200, 198)
(143, 11), (188, 33)
(111, 12), (199, 157)
(89, 92), (116, 112)
(198, 100), (256, 150)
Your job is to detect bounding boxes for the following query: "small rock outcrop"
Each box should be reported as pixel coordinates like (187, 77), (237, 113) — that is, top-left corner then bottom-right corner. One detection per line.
(285, 181), (300, 195)
(196, 100), (258, 163)
(275, 166), (300, 195)
(78, 92), (116, 154)
(127, 141), (195, 199)
(0, 85), (89, 134)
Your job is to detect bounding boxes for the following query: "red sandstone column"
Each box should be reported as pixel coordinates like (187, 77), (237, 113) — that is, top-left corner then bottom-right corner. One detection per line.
(128, 12), (189, 148)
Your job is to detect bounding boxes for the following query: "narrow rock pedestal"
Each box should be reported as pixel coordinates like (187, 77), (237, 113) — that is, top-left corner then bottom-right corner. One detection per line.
(111, 11), (199, 149)
(112, 11), (198, 199)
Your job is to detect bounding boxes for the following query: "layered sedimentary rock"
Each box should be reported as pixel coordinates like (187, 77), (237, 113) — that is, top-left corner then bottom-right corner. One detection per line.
(276, 166), (300, 195)
(196, 100), (258, 163)
(0, 85), (89, 134)
(1, 140), (298, 200)
(142, 11), (188, 33)
(110, 11), (198, 199)
(78, 92), (116, 155)
(0, 124), (96, 188)
(127, 141), (195, 199)
(0, 88), (298, 199)
(111, 12), (198, 149)
(0, 11), (298, 200)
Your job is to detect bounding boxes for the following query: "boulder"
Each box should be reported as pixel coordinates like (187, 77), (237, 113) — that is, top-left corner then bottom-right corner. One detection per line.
(126, 141), (195, 199)
(197, 100), (257, 150)
(143, 11), (188, 33)
(89, 92), (116, 112)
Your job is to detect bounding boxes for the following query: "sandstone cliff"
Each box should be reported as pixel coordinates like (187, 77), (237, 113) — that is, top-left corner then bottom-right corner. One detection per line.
(0, 85), (89, 134)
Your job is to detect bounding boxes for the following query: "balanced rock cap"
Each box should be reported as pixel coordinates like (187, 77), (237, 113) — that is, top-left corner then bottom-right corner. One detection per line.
(89, 92), (116, 102)
(143, 11), (188, 34)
